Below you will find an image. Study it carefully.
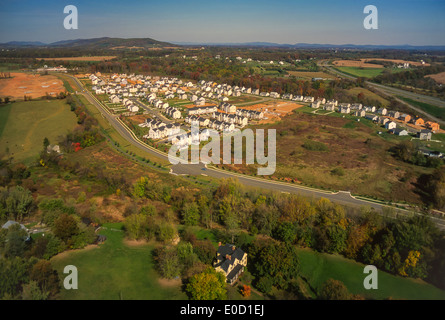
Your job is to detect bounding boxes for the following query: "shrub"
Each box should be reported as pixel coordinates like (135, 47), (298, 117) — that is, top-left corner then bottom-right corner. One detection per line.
(302, 140), (329, 151)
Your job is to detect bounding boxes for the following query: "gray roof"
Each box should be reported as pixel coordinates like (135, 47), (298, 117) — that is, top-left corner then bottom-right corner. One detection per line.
(215, 244), (246, 272)
(1, 220), (27, 231)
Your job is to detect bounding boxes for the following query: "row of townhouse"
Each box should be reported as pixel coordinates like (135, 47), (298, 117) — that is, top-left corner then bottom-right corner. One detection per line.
(236, 108), (264, 120)
(219, 102), (237, 114)
(187, 105), (218, 116)
(142, 120), (181, 140)
(186, 113), (246, 131)
(208, 119), (235, 132)
(213, 111), (248, 127)
(122, 98), (139, 113)
(165, 106), (182, 119)
(171, 129), (211, 148)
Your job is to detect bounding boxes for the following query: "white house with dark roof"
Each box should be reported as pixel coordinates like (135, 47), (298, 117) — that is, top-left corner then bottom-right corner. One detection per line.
(213, 243), (247, 285)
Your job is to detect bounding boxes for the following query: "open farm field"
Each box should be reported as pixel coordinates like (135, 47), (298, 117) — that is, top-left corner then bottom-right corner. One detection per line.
(426, 71), (445, 84)
(0, 99), (78, 164)
(287, 71), (337, 80)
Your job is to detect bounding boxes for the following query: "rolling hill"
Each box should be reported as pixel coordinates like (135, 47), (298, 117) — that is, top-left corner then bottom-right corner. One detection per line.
(0, 37), (178, 49)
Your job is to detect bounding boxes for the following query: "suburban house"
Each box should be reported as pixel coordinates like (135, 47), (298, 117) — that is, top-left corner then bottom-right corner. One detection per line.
(425, 121), (440, 132)
(364, 106), (376, 113)
(324, 104), (336, 111)
(390, 128), (409, 136)
(377, 108), (388, 116)
(365, 114), (378, 122)
(109, 94), (121, 104)
(339, 105), (351, 114)
(388, 111), (400, 119)
(378, 117), (390, 125)
(355, 110), (366, 117)
(1, 220), (31, 243)
(165, 107), (182, 119)
(385, 121), (397, 130)
(213, 243), (247, 285)
(311, 101), (321, 108)
(412, 117), (425, 126)
(220, 102), (237, 114)
(417, 129), (432, 141)
(400, 114), (411, 123)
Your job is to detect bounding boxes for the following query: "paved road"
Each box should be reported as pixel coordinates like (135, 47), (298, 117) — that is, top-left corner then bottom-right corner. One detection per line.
(321, 62), (445, 125)
(130, 98), (174, 124)
(65, 74), (445, 229)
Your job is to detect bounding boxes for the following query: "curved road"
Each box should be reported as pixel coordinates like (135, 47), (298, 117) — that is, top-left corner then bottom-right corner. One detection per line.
(64, 74), (445, 229)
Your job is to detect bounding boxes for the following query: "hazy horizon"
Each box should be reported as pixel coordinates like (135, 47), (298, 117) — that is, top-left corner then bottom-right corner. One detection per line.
(1, 0), (444, 46)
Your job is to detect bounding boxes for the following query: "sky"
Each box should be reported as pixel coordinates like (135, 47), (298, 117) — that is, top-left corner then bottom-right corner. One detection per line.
(0, 0), (444, 45)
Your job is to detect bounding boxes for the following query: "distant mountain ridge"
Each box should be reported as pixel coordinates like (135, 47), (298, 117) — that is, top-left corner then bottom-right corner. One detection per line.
(1, 37), (444, 51)
(173, 41), (445, 50)
(0, 37), (178, 49)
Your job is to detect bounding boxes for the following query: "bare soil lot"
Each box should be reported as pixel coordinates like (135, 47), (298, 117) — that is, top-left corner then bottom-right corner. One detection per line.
(242, 101), (304, 123)
(0, 72), (65, 99)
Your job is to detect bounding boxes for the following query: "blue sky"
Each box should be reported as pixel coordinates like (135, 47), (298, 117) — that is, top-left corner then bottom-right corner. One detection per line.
(0, 0), (444, 45)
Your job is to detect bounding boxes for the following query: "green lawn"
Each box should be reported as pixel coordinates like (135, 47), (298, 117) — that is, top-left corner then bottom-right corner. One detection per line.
(51, 223), (187, 300)
(396, 96), (445, 121)
(0, 99), (78, 164)
(335, 67), (384, 78)
(297, 248), (445, 300)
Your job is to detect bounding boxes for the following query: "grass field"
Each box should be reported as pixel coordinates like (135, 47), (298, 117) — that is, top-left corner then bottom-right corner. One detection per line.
(51, 223), (187, 300)
(287, 71), (337, 81)
(244, 110), (433, 203)
(347, 87), (390, 106)
(0, 99), (78, 164)
(396, 96), (445, 121)
(297, 248), (445, 300)
(334, 67), (384, 78)
(50, 223), (445, 300)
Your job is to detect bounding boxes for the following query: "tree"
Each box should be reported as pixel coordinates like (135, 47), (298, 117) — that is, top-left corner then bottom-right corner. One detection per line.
(240, 284), (251, 298)
(318, 279), (351, 300)
(124, 214), (152, 240)
(0, 257), (31, 299)
(155, 222), (176, 243)
(52, 213), (79, 243)
(193, 239), (217, 264)
(273, 221), (296, 243)
(21, 281), (49, 300)
(182, 202), (200, 226)
(29, 260), (60, 297)
(43, 137), (50, 150)
(4, 224), (28, 258)
(0, 186), (34, 221)
(256, 276), (273, 294)
(156, 246), (181, 279)
(250, 242), (299, 290)
(186, 267), (227, 300)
